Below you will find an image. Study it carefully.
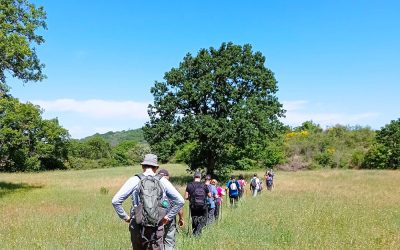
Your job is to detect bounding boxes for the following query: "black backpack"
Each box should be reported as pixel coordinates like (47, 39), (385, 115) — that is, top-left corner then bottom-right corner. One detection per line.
(188, 182), (207, 210)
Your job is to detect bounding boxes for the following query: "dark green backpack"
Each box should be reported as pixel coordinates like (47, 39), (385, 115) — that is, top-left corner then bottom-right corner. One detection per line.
(134, 174), (166, 227)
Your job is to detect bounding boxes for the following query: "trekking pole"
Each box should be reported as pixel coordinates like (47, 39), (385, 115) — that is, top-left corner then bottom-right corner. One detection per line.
(220, 200), (223, 222)
(187, 207), (191, 237)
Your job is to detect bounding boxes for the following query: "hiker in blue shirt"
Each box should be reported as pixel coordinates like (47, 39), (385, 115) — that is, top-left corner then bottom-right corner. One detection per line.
(226, 175), (241, 207)
(205, 175), (218, 225)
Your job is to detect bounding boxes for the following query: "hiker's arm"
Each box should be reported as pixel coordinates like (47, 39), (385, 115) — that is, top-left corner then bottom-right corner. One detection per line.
(178, 209), (184, 227)
(205, 185), (212, 198)
(184, 191), (189, 200)
(162, 179), (185, 221)
(111, 177), (138, 221)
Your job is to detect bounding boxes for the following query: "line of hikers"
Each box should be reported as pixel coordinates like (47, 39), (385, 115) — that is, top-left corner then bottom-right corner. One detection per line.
(112, 154), (275, 250)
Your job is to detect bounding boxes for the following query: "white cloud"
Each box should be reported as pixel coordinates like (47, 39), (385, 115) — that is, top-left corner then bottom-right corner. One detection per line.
(282, 100), (379, 128)
(32, 99), (150, 119)
(282, 100), (308, 111)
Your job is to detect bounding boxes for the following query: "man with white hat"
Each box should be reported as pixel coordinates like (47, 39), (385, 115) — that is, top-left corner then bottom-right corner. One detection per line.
(112, 154), (184, 250)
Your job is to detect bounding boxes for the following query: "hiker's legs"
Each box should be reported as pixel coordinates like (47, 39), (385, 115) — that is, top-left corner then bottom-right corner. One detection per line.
(191, 209), (207, 236)
(129, 221), (145, 250)
(214, 203), (220, 221)
(207, 208), (215, 225)
(164, 217), (176, 250)
(253, 189), (258, 197)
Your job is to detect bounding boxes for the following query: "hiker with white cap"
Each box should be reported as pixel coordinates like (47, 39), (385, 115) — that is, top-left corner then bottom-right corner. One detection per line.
(112, 154), (184, 250)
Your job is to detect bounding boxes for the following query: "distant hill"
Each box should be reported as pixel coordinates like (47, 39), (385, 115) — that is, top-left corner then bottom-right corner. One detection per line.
(82, 128), (146, 146)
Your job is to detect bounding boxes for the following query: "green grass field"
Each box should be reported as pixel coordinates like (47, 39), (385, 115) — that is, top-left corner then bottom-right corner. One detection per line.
(1, 165), (399, 249)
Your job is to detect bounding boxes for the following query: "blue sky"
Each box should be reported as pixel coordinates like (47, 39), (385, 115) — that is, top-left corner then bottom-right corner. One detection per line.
(8, 0), (400, 138)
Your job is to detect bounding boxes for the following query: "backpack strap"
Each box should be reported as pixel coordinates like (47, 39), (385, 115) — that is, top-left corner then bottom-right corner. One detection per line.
(154, 174), (163, 181)
(136, 173), (145, 180)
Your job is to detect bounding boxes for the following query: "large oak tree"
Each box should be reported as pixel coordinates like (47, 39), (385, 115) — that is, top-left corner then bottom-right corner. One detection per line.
(144, 42), (285, 176)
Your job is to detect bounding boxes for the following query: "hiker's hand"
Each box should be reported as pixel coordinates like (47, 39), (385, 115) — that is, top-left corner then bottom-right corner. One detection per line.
(178, 218), (184, 227)
(161, 216), (170, 225)
(124, 216), (131, 223)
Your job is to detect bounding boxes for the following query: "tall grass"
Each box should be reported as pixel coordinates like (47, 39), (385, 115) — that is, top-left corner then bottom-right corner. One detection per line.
(1, 166), (399, 249)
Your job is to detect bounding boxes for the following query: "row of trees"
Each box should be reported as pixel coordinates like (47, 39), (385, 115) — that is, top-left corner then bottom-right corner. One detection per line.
(0, 94), (150, 172)
(67, 137), (150, 170)
(0, 94), (69, 171)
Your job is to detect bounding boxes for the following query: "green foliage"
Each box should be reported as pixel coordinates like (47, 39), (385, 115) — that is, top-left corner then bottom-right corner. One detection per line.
(362, 118), (400, 169)
(260, 139), (285, 169)
(112, 140), (150, 165)
(0, 96), (69, 171)
(283, 123), (376, 170)
(82, 128), (145, 146)
(0, 0), (47, 84)
(236, 158), (258, 170)
(66, 137), (117, 169)
(144, 42), (284, 176)
(174, 141), (198, 164)
(295, 120), (322, 133)
(362, 143), (389, 169)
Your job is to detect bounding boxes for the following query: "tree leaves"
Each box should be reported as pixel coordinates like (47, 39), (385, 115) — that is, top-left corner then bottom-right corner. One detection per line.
(0, 0), (47, 84)
(144, 42), (285, 176)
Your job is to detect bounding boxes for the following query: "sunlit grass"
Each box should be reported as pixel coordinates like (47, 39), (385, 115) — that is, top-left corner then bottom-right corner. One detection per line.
(1, 166), (399, 249)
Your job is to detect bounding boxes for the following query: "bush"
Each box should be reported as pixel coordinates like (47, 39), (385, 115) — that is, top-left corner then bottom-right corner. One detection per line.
(362, 143), (389, 169)
(284, 124), (375, 169)
(236, 158), (259, 170)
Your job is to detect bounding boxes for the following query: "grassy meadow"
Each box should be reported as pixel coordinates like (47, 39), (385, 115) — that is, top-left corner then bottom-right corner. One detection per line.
(1, 165), (399, 249)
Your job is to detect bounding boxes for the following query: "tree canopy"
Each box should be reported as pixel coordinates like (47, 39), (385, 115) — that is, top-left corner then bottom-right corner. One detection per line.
(0, 0), (47, 87)
(144, 42), (285, 176)
(363, 119), (400, 169)
(0, 96), (69, 171)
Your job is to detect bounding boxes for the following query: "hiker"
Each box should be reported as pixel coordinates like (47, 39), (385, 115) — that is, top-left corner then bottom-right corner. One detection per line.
(226, 175), (241, 206)
(158, 169), (184, 250)
(238, 174), (247, 199)
(211, 179), (224, 221)
(185, 171), (211, 236)
(250, 173), (261, 197)
(112, 154), (184, 250)
(205, 175), (218, 225)
(265, 169), (274, 191)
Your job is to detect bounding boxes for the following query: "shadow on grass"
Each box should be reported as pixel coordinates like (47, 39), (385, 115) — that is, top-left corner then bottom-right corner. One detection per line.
(0, 182), (43, 199)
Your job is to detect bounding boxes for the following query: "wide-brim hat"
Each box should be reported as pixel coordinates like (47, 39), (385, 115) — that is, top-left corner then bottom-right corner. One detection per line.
(141, 154), (159, 167)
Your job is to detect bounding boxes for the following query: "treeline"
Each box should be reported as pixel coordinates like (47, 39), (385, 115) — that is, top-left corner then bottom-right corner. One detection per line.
(1, 95), (399, 172)
(170, 120), (399, 171)
(0, 95), (150, 172)
(281, 121), (399, 170)
(83, 129), (145, 146)
(67, 138), (150, 170)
